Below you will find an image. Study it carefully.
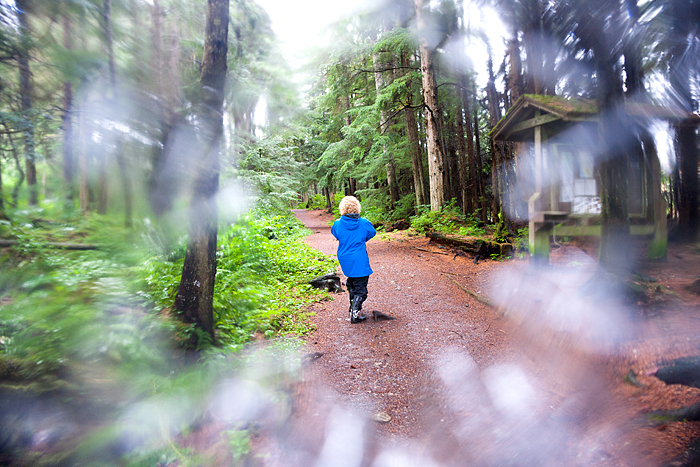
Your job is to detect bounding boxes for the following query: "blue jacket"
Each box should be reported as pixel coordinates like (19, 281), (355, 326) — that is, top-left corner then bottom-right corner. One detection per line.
(331, 214), (376, 278)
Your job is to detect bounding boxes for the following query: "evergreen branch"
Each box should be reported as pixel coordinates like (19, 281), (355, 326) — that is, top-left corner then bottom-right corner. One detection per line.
(351, 66), (419, 78)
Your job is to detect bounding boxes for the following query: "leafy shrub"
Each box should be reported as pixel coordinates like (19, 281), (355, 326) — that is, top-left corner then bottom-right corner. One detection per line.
(410, 202), (486, 237)
(304, 194), (326, 210)
(410, 201), (465, 234)
(138, 207), (337, 349)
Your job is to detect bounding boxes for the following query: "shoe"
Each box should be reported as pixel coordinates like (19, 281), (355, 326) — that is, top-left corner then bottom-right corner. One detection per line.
(350, 296), (366, 324)
(350, 312), (367, 324)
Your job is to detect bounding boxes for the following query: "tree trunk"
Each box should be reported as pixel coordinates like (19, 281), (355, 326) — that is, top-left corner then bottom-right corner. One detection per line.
(373, 51), (399, 208)
(595, 48), (631, 276)
(402, 52), (426, 209)
(486, 51), (502, 224)
(174, 0), (229, 342)
(104, 0), (133, 227)
(17, 0), (37, 206)
(455, 89), (469, 215)
(78, 100), (90, 214)
(95, 0), (116, 215)
(416, 0), (444, 211)
(669, 0), (699, 240)
(459, 77), (476, 215)
(677, 123), (699, 240)
(62, 9), (74, 204)
(473, 107), (485, 221)
(5, 129), (23, 208)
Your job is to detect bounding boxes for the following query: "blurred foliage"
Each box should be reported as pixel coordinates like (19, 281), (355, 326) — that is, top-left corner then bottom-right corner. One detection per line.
(0, 204), (335, 465)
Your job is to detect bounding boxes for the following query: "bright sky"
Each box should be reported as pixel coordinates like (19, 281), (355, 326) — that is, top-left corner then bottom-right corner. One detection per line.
(255, 0), (375, 65)
(254, 0), (507, 89)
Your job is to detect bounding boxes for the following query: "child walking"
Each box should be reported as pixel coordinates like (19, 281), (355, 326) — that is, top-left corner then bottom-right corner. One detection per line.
(331, 196), (377, 323)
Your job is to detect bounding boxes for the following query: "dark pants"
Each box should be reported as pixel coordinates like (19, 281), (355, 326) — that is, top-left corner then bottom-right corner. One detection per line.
(346, 276), (369, 302)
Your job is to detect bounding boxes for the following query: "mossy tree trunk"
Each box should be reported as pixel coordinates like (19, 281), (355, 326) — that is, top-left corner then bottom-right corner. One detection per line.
(173, 0), (229, 342)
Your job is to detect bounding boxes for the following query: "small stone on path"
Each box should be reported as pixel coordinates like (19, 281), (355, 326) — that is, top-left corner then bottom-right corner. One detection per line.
(372, 412), (392, 423)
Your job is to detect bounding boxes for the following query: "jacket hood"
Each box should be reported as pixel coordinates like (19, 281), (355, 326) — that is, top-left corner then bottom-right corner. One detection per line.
(340, 214), (360, 230)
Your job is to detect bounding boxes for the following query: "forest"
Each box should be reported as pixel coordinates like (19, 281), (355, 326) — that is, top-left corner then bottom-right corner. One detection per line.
(0, 0), (699, 465)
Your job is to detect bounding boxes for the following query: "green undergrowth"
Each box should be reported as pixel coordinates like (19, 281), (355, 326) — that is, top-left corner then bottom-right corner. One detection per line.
(139, 208), (337, 350)
(0, 205), (336, 465)
(409, 202), (486, 237)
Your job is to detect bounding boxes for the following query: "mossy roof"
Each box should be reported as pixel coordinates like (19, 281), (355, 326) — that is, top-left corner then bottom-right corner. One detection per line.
(491, 94), (700, 142)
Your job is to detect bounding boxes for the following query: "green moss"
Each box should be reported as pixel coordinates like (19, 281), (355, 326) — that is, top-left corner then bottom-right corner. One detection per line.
(522, 94), (597, 115)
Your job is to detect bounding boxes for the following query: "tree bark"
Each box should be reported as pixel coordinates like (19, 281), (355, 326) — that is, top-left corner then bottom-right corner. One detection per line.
(5, 129), (23, 208)
(402, 52), (426, 209)
(373, 51), (399, 208)
(62, 9), (74, 204)
(486, 49), (502, 224)
(78, 100), (90, 214)
(415, 0), (444, 211)
(96, 0), (114, 215)
(455, 87), (469, 215)
(324, 186), (332, 212)
(669, 0), (699, 240)
(473, 106), (487, 222)
(174, 0), (229, 342)
(677, 123), (699, 240)
(103, 0), (133, 227)
(459, 77), (476, 215)
(17, 0), (37, 206)
(594, 42), (631, 276)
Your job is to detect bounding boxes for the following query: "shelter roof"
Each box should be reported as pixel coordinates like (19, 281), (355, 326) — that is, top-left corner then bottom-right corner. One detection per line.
(491, 94), (700, 142)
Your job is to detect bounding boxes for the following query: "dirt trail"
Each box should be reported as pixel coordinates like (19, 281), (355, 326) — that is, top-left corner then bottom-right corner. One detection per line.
(254, 209), (700, 467)
(293, 209), (513, 439)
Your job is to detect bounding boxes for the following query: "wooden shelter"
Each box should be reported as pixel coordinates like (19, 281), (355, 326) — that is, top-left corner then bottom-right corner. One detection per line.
(491, 94), (699, 265)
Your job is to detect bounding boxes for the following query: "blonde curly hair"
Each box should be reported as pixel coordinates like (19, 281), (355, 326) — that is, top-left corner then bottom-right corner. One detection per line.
(339, 196), (361, 216)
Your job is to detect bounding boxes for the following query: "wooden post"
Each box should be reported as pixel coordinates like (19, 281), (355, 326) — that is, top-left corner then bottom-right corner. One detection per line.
(528, 192), (550, 266)
(530, 118), (550, 266)
(549, 143), (559, 211)
(534, 114), (542, 194)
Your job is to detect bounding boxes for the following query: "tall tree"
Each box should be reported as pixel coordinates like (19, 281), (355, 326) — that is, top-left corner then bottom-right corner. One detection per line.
(102, 0), (134, 227)
(373, 43), (399, 207)
(96, 0), (114, 215)
(486, 44), (503, 224)
(401, 51), (426, 208)
(415, 0), (445, 211)
(173, 0), (229, 341)
(16, 0), (37, 206)
(62, 4), (74, 204)
(563, 0), (632, 274)
(668, 0), (700, 241)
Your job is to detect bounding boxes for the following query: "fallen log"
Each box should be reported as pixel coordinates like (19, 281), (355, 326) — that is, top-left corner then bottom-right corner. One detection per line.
(427, 232), (512, 258)
(652, 356), (700, 390)
(0, 239), (99, 250)
(445, 276), (496, 308)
